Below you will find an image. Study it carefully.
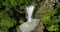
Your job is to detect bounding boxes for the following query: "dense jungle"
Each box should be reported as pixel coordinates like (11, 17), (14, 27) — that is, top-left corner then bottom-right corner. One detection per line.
(0, 0), (60, 32)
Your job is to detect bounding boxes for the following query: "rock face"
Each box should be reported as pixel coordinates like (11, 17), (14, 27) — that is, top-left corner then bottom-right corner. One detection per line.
(33, 21), (44, 32)
(44, 0), (58, 9)
(19, 19), (40, 32)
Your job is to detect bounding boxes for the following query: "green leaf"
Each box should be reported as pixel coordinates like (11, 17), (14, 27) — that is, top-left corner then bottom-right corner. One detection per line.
(0, 13), (16, 28)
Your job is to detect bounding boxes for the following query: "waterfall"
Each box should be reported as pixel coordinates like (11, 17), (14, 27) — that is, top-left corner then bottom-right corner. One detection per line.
(25, 5), (35, 22)
(19, 5), (40, 32)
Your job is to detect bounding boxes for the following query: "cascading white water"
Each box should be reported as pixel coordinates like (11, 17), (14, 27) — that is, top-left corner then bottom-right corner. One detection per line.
(19, 5), (40, 32)
(25, 5), (35, 22)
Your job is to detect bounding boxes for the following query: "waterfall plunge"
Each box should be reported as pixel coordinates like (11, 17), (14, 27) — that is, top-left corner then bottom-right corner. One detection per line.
(26, 5), (35, 22)
(19, 5), (40, 32)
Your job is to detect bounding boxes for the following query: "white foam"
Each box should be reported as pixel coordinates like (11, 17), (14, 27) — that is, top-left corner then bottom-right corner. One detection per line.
(19, 19), (40, 32)
(25, 5), (35, 22)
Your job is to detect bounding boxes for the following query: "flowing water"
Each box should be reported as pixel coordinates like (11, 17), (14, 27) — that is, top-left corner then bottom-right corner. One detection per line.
(25, 5), (35, 22)
(19, 5), (40, 32)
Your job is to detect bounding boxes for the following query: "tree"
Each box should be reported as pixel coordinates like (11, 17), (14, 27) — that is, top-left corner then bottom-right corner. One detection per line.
(34, 0), (60, 32)
(0, 0), (42, 32)
(0, 0), (60, 32)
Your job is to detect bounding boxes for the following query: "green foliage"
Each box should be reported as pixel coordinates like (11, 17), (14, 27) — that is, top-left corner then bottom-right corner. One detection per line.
(0, 13), (16, 28)
(0, 27), (8, 32)
(35, 1), (60, 32)
(47, 25), (59, 31)
(0, 0), (42, 32)
(0, 0), (60, 32)
(45, 16), (60, 31)
(0, 12), (16, 32)
(42, 3), (60, 32)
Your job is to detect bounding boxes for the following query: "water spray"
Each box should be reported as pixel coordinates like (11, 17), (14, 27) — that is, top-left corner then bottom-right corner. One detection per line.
(25, 5), (35, 22)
